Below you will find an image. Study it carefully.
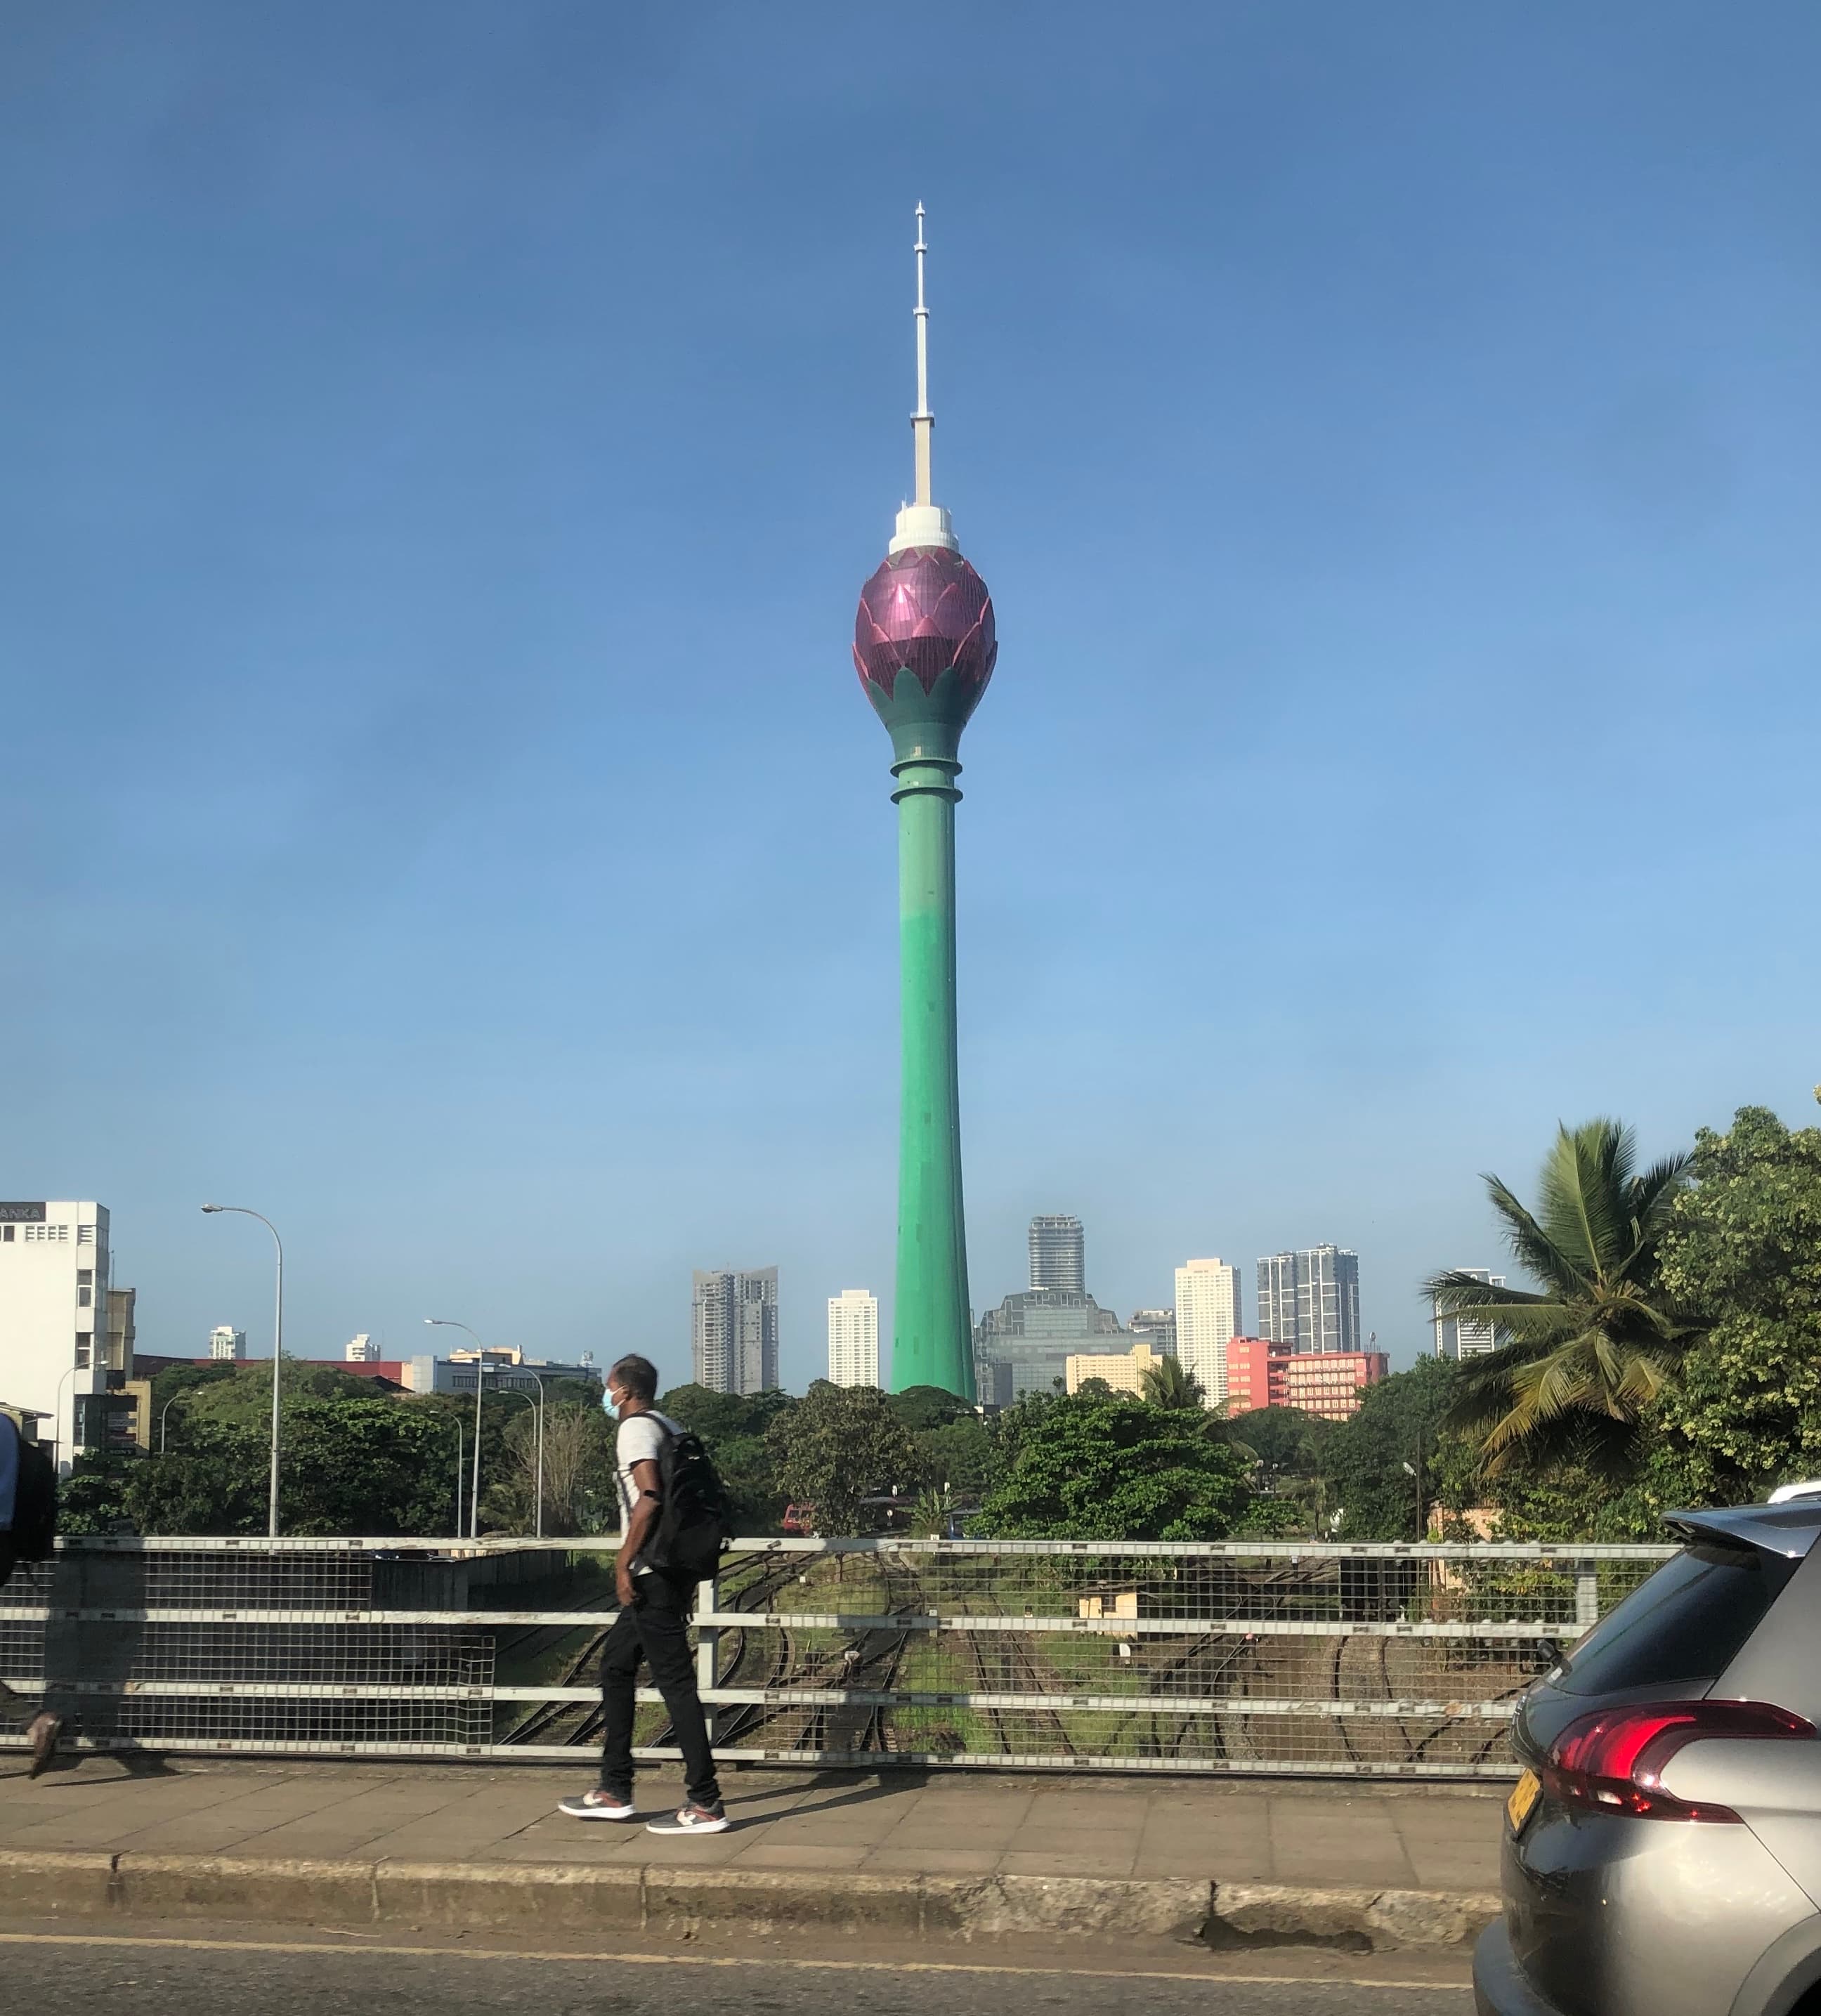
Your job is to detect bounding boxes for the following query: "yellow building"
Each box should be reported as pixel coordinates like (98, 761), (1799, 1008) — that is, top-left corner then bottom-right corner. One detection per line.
(1063, 1342), (1162, 1395)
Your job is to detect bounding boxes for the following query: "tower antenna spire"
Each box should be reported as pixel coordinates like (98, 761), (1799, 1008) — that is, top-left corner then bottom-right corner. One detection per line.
(912, 202), (933, 507)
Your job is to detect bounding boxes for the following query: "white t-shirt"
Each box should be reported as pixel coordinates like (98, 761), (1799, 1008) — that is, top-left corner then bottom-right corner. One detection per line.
(615, 1410), (679, 1573)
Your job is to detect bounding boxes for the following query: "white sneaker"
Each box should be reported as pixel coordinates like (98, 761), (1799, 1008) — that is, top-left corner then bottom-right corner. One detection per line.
(646, 1804), (731, 1835)
(558, 1788), (639, 1821)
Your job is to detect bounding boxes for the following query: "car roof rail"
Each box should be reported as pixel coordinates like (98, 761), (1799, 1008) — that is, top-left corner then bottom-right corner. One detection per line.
(1664, 1503), (1821, 1559)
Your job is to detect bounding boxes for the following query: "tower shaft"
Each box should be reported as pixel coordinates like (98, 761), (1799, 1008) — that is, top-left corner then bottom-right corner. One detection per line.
(892, 750), (973, 1397)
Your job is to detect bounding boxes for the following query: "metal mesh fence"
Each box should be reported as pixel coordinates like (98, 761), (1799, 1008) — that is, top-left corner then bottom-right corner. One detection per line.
(0, 1536), (1675, 1776)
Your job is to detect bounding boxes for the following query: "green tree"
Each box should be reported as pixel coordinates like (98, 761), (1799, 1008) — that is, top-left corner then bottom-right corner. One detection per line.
(765, 1383), (920, 1536)
(1320, 1356), (1465, 1540)
(913, 1415), (996, 1495)
(1222, 1405), (1333, 1486)
(1429, 1118), (1701, 1473)
(1653, 1105), (1821, 1501)
(975, 1391), (1253, 1541)
(125, 1417), (268, 1534)
(1138, 1357), (1205, 1410)
(277, 1396), (459, 1536)
(658, 1384), (796, 1533)
(56, 1455), (136, 1535)
(659, 1384), (794, 1444)
(885, 1385), (972, 1433)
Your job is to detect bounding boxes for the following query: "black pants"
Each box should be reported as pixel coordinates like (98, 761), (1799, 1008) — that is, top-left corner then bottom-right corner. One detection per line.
(598, 1571), (722, 1813)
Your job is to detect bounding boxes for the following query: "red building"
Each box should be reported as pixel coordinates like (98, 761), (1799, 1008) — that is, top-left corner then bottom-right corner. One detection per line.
(1224, 1337), (1389, 1422)
(1224, 1336), (1281, 1414)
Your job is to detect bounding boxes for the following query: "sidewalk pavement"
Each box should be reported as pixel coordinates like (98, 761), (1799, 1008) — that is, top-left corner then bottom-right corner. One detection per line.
(0, 1756), (1506, 1949)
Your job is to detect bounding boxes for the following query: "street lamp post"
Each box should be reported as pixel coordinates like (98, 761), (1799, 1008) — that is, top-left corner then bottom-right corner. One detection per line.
(426, 1318), (490, 1538)
(202, 1205), (284, 1538)
(524, 1373), (548, 1541)
(53, 1363), (81, 1472)
(489, 1381), (549, 1540)
(158, 1392), (188, 1455)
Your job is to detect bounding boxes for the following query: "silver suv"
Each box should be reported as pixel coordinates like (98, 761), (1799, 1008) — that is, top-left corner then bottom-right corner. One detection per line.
(1476, 1501), (1821, 2016)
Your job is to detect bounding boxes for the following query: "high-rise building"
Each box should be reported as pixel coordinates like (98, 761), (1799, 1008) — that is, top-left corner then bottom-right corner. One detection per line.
(209, 1326), (247, 1361)
(0, 1200), (114, 1469)
(1433, 1269), (1508, 1359)
(827, 1289), (880, 1387)
(1256, 1245), (1361, 1356)
(345, 1334), (378, 1363)
(1174, 1259), (1244, 1406)
(693, 1267), (780, 1396)
(1129, 1309), (1177, 1355)
(1028, 1215), (1085, 1294)
(853, 209), (999, 1399)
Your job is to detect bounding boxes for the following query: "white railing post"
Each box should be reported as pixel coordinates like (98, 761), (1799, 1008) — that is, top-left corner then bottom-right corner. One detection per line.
(695, 1573), (719, 1743)
(1575, 1565), (1600, 1630)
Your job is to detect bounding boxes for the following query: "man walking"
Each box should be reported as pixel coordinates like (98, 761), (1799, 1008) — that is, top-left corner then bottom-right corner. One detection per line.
(559, 1354), (729, 1834)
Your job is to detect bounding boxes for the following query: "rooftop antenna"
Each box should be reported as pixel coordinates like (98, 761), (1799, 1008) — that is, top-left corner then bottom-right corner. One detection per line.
(889, 204), (958, 554)
(913, 202), (933, 507)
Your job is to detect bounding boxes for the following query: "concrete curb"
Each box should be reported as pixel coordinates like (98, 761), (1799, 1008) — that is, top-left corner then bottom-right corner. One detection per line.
(0, 1848), (1498, 1951)
(1208, 1880), (1503, 1951)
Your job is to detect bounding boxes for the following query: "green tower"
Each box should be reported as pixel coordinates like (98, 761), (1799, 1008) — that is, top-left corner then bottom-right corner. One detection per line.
(851, 207), (998, 1400)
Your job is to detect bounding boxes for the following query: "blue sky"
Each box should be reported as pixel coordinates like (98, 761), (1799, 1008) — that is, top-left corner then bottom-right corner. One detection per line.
(4, 3), (1818, 1388)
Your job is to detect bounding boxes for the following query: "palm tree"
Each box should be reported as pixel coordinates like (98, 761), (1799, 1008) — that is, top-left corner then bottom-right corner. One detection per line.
(1428, 1118), (1702, 1474)
(1140, 1356), (1206, 1410)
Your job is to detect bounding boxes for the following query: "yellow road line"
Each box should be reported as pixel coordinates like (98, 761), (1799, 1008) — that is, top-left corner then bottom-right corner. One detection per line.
(0, 1929), (1468, 1991)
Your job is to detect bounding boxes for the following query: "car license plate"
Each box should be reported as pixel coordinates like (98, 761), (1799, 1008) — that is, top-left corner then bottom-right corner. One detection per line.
(1506, 1768), (1541, 1835)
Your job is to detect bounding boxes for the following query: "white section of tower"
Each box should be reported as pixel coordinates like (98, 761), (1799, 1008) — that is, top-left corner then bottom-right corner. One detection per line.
(889, 202), (960, 556)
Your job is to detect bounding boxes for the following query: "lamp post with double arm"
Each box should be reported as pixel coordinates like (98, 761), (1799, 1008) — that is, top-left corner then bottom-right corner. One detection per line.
(426, 1318), (490, 1538)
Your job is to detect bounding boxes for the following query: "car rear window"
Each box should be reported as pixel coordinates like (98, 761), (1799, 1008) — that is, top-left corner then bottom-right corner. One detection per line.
(1555, 1541), (1798, 1696)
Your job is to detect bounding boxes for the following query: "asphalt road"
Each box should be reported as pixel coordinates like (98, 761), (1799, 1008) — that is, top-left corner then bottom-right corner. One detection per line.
(0, 1924), (1473, 2016)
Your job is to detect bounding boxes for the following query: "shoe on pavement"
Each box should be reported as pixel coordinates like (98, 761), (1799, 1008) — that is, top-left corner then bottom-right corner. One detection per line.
(646, 1804), (731, 1835)
(558, 1788), (639, 1821)
(26, 1713), (61, 1781)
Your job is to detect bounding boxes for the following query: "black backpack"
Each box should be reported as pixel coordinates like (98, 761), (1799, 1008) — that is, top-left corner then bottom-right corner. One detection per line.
(10, 1430), (58, 1562)
(644, 1422), (736, 1582)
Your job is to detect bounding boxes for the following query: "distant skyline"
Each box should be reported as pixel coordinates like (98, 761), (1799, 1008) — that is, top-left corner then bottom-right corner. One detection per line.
(4, 5), (1819, 1394)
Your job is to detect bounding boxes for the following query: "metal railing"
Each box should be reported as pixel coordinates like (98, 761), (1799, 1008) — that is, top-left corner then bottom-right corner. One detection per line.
(0, 1534), (1677, 1779)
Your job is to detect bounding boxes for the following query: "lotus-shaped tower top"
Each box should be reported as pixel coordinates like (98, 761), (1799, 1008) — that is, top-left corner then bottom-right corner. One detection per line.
(854, 205), (996, 764)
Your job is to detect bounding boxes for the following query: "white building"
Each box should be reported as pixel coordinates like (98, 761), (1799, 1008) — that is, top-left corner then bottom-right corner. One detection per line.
(692, 1266), (779, 1395)
(1174, 1257), (1242, 1407)
(827, 1289), (880, 1387)
(345, 1333), (378, 1363)
(0, 1200), (112, 1470)
(209, 1326), (247, 1361)
(1434, 1269), (1508, 1359)
(401, 1348), (603, 1396)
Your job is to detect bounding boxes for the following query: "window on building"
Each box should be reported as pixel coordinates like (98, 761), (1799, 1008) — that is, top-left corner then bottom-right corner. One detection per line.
(1, 1225), (11, 1243)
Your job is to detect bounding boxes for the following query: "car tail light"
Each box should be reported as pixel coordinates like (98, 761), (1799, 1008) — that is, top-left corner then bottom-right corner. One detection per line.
(1543, 1700), (1815, 1822)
